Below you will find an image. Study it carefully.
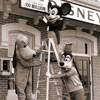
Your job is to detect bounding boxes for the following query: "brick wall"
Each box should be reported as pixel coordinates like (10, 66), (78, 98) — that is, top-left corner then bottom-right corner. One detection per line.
(0, 76), (8, 100)
(0, 48), (8, 57)
(92, 32), (100, 100)
(0, 48), (8, 100)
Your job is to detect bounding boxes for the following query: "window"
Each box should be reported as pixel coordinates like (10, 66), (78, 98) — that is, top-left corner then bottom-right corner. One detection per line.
(74, 56), (91, 100)
(61, 37), (90, 55)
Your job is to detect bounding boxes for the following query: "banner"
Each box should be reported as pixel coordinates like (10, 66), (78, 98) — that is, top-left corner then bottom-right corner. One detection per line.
(21, 0), (49, 13)
(64, 2), (100, 26)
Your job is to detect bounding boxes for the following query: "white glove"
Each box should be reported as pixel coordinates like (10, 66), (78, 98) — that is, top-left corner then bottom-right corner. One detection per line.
(46, 72), (51, 78)
(58, 71), (61, 74)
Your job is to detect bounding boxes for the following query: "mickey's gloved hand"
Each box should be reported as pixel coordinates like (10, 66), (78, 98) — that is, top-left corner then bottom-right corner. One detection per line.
(46, 72), (51, 78)
(58, 71), (62, 74)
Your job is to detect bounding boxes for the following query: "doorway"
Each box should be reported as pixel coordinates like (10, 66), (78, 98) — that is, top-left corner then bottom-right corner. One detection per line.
(74, 56), (91, 100)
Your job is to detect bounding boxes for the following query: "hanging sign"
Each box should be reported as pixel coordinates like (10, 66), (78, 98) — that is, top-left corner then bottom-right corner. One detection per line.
(64, 2), (100, 26)
(21, 0), (49, 13)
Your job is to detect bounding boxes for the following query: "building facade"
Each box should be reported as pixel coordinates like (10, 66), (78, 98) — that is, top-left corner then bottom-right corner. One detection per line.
(0, 0), (100, 100)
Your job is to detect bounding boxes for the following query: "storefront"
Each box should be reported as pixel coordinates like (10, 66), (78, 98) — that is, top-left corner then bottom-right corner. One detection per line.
(0, 0), (100, 100)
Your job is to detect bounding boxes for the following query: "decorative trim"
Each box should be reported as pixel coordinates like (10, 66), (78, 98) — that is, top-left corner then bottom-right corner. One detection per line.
(1, 18), (41, 49)
(60, 29), (97, 56)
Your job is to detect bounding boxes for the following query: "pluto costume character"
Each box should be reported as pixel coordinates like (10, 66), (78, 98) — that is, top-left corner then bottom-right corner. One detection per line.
(13, 34), (41, 100)
(43, 0), (71, 44)
(46, 43), (85, 100)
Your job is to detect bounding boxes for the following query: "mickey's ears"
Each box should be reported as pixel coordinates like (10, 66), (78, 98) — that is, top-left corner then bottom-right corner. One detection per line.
(60, 3), (71, 15)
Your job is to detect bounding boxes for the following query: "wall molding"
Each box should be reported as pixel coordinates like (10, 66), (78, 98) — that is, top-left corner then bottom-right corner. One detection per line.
(0, 19), (41, 49)
(60, 29), (97, 56)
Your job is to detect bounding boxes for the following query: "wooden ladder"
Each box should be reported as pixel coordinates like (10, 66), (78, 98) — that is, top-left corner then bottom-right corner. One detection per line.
(35, 38), (69, 100)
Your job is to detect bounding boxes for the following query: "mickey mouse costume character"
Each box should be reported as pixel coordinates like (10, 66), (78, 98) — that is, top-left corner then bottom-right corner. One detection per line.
(43, 0), (71, 44)
(46, 43), (85, 100)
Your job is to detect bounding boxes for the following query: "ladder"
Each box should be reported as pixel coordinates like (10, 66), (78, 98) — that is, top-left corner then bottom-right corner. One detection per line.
(35, 38), (66, 100)
(50, 64), (61, 100)
(46, 38), (61, 100)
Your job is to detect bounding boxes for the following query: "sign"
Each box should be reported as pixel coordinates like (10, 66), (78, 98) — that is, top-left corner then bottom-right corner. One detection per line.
(65, 2), (100, 26)
(21, 0), (100, 26)
(21, 0), (49, 13)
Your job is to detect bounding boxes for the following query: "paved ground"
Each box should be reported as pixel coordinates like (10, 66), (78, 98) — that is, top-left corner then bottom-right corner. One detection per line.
(7, 90), (36, 100)
(7, 90), (18, 100)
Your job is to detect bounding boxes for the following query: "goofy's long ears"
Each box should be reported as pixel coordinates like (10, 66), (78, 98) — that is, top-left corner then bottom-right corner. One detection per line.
(12, 42), (17, 68)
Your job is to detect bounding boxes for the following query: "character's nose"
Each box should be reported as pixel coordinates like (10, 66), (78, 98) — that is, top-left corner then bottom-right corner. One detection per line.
(59, 62), (64, 66)
(33, 54), (36, 57)
(24, 45), (27, 48)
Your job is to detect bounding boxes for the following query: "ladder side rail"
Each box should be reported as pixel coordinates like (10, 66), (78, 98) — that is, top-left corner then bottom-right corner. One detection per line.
(50, 65), (61, 100)
(35, 67), (41, 100)
(35, 38), (61, 100)
(50, 38), (60, 63)
(35, 52), (43, 100)
(46, 39), (51, 100)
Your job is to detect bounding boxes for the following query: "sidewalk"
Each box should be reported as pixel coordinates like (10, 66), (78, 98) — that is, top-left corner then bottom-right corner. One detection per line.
(7, 90), (18, 100)
(7, 90), (36, 100)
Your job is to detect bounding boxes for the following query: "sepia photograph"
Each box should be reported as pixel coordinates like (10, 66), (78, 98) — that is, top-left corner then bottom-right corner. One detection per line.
(0, 0), (100, 100)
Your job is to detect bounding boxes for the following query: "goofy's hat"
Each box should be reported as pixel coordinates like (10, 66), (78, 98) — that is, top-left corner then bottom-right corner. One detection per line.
(64, 42), (72, 54)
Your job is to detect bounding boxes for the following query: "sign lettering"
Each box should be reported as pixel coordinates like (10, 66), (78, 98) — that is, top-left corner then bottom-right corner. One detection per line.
(21, 0), (49, 13)
(65, 3), (100, 26)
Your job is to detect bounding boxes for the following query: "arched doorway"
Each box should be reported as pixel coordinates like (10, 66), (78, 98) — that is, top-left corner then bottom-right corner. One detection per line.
(1, 19), (41, 100)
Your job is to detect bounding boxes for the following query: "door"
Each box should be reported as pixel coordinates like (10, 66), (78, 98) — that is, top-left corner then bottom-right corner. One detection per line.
(74, 56), (91, 100)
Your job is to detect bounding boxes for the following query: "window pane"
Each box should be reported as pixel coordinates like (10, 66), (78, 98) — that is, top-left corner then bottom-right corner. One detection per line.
(61, 37), (90, 55)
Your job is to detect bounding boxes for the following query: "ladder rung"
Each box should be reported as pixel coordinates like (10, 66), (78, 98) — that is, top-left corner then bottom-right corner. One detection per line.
(42, 50), (54, 53)
(57, 94), (69, 97)
(49, 80), (58, 83)
(55, 84), (65, 86)
(39, 80), (46, 83)
(38, 80), (59, 83)
(38, 80), (62, 84)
